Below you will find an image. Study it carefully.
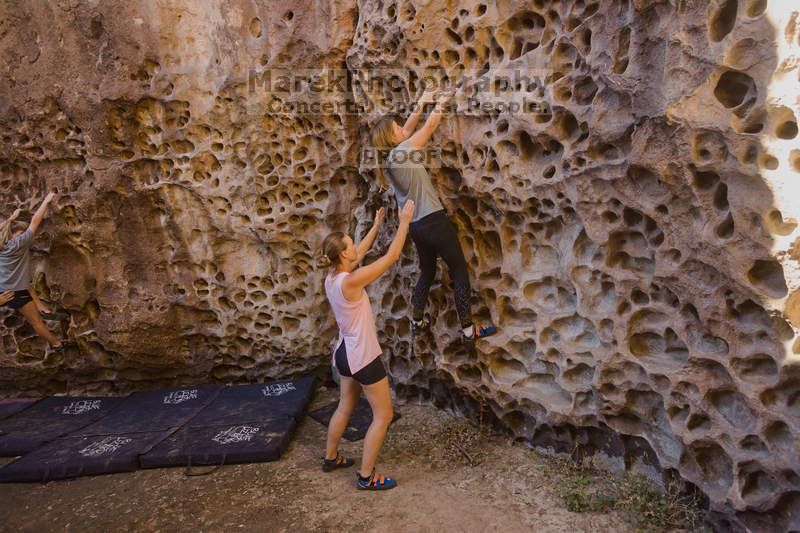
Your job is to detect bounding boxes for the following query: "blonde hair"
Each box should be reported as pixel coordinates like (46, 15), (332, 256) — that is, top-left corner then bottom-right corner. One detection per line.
(370, 114), (400, 190)
(0, 216), (14, 250)
(319, 231), (347, 268)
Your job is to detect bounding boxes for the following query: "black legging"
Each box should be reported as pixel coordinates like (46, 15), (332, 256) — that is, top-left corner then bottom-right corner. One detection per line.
(409, 210), (472, 329)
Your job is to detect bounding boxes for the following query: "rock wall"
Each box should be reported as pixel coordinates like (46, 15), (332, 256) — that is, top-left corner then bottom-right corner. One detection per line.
(0, 0), (362, 386)
(1, 0), (799, 529)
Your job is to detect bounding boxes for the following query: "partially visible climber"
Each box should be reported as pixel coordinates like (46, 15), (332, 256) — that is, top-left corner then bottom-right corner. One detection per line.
(370, 84), (498, 344)
(318, 199), (415, 490)
(0, 192), (63, 350)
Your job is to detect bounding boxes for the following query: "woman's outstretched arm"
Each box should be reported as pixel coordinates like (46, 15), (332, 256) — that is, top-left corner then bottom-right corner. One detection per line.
(401, 85), (438, 139)
(356, 207), (385, 262)
(406, 91), (453, 150)
(28, 192), (55, 235)
(343, 201), (414, 299)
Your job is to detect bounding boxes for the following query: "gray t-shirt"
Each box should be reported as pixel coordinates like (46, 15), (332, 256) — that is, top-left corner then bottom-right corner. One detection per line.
(0, 229), (33, 291)
(386, 139), (444, 223)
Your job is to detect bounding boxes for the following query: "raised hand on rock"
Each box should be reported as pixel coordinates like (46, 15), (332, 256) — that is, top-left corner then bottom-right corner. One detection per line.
(438, 86), (457, 100)
(373, 206), (385, 228)
(399, 200), (415, 225)
(419, 83), (439, 105)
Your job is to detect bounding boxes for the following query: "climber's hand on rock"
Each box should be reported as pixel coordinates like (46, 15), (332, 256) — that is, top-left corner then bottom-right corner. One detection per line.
(439, 86), (457, 100)
(399, 200), (415, 225)
(373, 206), (385, 227)
(434, 94), (452, 113)
(419, 83), (438, 105)
(0, 291), (12, 305)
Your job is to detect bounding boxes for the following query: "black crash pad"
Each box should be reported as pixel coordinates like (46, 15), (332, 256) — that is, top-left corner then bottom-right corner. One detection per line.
(139, 377), (315, 468)
(139, 416), (297, 468)
(0, 431), (172, 483)
(308, 397), (401, 441)
(0, 398), (39, 421)
(0, 396), (125, 456)
(73, 385), (222, 436)
(190, 377), (316, 426)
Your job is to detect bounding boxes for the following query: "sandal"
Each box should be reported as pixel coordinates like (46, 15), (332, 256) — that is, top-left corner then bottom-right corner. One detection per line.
(462, 323), (498, 344)
(322, 451), (355, 472)
(356, 468), (397, 490)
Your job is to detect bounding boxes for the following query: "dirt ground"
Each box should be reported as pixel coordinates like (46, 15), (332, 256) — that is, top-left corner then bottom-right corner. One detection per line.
(0, 387), (634, 532)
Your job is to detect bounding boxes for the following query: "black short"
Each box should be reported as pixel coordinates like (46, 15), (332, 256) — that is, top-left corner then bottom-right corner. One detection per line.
(3, 290), (32, 311)
(334, 341), (387, 386)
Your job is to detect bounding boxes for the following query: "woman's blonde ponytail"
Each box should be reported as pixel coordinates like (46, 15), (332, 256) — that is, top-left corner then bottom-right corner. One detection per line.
(369, 114), (400, 191)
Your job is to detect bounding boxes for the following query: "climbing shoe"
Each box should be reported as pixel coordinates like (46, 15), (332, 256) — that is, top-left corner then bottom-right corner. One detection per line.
(46, 343), (65, 355)
(322, 451), (354, 472)
(462, 323), (498, 344)
(411, 316), (431, 335)
(356, 468), (397, 490)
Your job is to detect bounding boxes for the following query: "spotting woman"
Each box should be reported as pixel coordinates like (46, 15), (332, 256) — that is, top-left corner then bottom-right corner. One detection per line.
(319, 199), (415, 490)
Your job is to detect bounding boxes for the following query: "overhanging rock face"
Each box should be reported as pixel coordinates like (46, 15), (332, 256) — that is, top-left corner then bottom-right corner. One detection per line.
(1, 1), (799, 529)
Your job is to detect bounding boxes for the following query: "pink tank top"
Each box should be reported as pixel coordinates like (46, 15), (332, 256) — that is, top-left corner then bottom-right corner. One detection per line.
(324, 271), (382, 374)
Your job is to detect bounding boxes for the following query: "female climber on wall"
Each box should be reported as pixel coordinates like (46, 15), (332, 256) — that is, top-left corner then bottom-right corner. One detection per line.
(370, 84), (498, 344)
(0, 192), (63, 350)
(319, 199), (415, 490)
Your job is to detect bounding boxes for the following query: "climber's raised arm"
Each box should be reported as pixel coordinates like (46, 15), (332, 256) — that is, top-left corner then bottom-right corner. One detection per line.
(342, 200), (414, 298)
(406, 91), (452, 150)
(356, 207), (385, 262)
(401, 85), (438, 138)
(28, 192), (55, 235)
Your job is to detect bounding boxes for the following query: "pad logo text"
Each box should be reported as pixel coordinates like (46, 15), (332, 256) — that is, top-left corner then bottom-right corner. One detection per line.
(163, 389), (198, 405)
(62, 400), (102, 415)
(79, 437), (133, 457)
(212, 425), (260, 445)
(261, 383), (296, 397)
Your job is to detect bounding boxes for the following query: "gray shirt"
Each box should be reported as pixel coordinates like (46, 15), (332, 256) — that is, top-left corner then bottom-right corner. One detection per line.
(0, 229), (33, 291)
(386, 139), (444, 223)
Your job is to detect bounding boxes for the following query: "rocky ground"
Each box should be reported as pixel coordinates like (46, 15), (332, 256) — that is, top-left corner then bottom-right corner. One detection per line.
(0, 387), (643, 532)
(1, 1), (799, 527)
